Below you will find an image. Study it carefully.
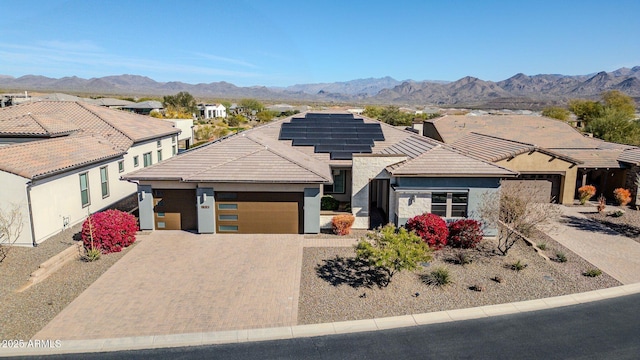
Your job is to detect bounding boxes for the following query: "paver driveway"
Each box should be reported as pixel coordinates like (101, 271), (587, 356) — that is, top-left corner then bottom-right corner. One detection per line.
(35, 231), (304, 340)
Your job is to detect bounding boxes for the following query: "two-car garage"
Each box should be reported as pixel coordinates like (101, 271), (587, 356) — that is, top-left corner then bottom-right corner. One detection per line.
(152, 190), (304, 234)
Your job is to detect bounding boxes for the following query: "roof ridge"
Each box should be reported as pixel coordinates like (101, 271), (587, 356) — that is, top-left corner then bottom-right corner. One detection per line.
(433, 142), (519, 174)
(245, 133), (331, 181)
(466, 131), (536, 147)
(75, 101), (132, 150)
(25, 113), (49, 134)
(183, 140), (265, 180)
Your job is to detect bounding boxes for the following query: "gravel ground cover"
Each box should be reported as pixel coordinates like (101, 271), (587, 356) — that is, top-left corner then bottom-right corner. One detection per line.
(298, 231), (621, 325)
(582, 205), (640, 243)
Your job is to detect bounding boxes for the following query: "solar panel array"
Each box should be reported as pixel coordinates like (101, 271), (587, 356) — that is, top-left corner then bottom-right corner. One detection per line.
(278, 113), (385, 160)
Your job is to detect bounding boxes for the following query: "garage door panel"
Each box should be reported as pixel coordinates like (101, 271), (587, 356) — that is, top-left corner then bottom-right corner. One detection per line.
(153, 189), (197, 230)
(215, 192), (303, 234)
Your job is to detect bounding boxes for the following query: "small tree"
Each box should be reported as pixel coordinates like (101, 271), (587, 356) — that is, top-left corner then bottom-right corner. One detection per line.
(477, 184), (560, 255)
(542, 106), (570, 121)
(0, 203), (24, 262)
(355, 224), (432, 287)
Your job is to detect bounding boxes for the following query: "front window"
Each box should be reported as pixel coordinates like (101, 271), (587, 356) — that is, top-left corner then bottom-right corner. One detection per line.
(79, 172), (90, 207)
(157, 149), (163, 162)
(431, 192), (467, 218)
(323, 170), (346, 194)
(118, 160), (124, 173)
(157, 140), (161, 148)
(133, 156), (139, 167)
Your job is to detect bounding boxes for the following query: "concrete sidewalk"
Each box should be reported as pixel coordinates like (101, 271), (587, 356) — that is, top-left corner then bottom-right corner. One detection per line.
(539, 205), (640, 284)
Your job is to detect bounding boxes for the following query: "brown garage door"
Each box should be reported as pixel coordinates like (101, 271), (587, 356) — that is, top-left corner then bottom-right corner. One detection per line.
(153, 189), (197, 230)
(215, 192), (303, 234)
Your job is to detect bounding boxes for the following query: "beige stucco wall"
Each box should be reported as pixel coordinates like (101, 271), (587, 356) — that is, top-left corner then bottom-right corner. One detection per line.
(496, 151), (578, 204)
(351, 154), (407, 229)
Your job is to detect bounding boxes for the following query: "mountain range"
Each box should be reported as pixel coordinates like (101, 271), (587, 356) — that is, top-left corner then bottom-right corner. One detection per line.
(1, 67), (639, 109)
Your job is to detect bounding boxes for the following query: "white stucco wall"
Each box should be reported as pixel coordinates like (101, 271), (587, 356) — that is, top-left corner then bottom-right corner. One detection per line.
(164, 119), (193, 143)
(0, 171), (31, 246)
(351, 154), (407, 229)
(25, 135), (177, 245)
(396, 192), (432, 221)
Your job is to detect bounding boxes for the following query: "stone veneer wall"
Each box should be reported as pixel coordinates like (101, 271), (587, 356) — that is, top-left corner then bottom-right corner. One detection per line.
(624, 165), (640, 207)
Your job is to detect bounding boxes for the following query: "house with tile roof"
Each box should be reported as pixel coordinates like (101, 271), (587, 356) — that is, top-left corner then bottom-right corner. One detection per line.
(422, 114), (640, 205)
(0, 101), (181, 246)
(123, 112), (517, 236)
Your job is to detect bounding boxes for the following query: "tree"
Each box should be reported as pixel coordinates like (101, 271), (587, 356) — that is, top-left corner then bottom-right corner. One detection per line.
(568, 99), (603, 125)
(602, 90), (636, 119)
(586, 108), (640, 145)
(256, 110), (277, 123)
(239, 98), (264, 113)
(362, 105), (383, 119)
(163, 92), (198, 117)
(355, 224), (432, 287)
(542, 106), (570, 121)
(0, 203), (24, 262)
(477, 183), (560, 255)
(379, 106), (414, 126)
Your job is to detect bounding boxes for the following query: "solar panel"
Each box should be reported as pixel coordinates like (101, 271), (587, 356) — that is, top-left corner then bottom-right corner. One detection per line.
(278, 113), (383, 159)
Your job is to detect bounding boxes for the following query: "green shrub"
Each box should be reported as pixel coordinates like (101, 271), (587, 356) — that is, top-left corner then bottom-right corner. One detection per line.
(83, 248), (101, 262)
(556, 252), (567, 263)
(583, 268), (602, 277)
(510, 259), (527, 271)
(425, 266), (452, 286)
(537, 243), (547, 250)
(453, 251), (472, 266)
(321, 195), (340, 211)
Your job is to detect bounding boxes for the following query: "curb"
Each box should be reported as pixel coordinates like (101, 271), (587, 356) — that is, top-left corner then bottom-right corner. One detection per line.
(2, 282), (640, 357)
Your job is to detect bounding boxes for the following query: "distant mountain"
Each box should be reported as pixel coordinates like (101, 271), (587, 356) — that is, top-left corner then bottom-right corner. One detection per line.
(1, 68), (639, 109)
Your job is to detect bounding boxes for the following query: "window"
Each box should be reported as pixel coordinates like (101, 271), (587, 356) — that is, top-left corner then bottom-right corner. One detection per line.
(323, 170), (346, 194)
(118, 160), (124, 173)
(218, 225), (238, 232)
(133, 156), (139, 167)
(100, 166), (109, 198)
(218, 203), (238, 210)
(430, 192), (468, 218)
(143, 152), (152, 167)
(218, 214), (238, 221)
(157, 149), (163, 162)
(157, 140), (162, 148)
(172, 135), (176, 144)
(79, 172), (90, 207)
(172, 145), (177, 155)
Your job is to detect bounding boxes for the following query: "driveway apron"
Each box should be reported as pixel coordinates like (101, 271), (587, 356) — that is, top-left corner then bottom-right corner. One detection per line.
(34, 231), (304, 340)
(539, 205), (640, 285)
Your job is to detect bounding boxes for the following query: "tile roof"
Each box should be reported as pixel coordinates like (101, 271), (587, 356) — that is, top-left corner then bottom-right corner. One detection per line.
(451, 132), (582, 164)
(123, 130), (332, 183)
(555, 149), (625, 168)
(124, 112), (518, 183)
(0, 101), (179, 179)
(388, 145), (517, 177)
(617, 148), (640, 166)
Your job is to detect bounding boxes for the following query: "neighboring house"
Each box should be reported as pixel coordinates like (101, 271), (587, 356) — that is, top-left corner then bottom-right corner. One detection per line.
(123, 112), (516, 236)
(199, 103), (227, 119)
(121, 100), (164, 115)
(0, 101), (181, 246)
(86, 97), (135, 109)
(162, 118), (194, 150)
(422, 114), (640, 203)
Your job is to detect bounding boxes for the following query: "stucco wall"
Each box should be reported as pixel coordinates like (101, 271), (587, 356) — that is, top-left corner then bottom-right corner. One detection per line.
(0, 171), (31, 246)
(393, 177), (501, 236)
(496, 151), (577, 204)
(25, 135), (176, 245)
(351, 155), (407, 229)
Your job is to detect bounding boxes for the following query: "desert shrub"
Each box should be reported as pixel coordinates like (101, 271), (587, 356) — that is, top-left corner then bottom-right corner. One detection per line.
(82, 209), (138, 254)
(537, 243), (547, 250)
(597, 194), (606, 212)
(425, 266), (451, 286)
(405, 213), (449, 249)
(583, 268), (602, 277)
(355, 224), (432, 287)
(613, 188), (632, 206)
(83, 248), (101, 262)
(510, 259), (527, 271)
(447, 219), (483, 249)
(332, 214), (355, 236)
(321, 195), (340, 211)
(453, 250), (472, 266)
(555, 252), (567, 263)
(611, 209), (625, 217)
(578, 185), (597, 205)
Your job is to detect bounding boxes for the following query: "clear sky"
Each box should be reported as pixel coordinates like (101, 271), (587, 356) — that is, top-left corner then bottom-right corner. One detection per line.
(1, 0), (638, 87)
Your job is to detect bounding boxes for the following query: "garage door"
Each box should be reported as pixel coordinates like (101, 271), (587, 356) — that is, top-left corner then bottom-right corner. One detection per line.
(215, 192), (303, 234)
(153, 189), (197, 230)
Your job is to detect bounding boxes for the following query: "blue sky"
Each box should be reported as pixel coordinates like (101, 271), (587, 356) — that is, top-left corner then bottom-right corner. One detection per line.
(1, 0), (638, 87)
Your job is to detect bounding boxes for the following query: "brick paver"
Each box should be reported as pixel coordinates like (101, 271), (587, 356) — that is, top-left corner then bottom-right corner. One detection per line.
(34, 231), (304, 340)
(539, 205), (640, 285)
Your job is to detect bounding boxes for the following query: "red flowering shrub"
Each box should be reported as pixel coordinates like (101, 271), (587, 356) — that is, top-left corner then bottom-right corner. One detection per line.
(448, 219), (484, 249)
(332, 214), (355, 235)
(405, 213), (449, 249)
(82, 209), (138, 254)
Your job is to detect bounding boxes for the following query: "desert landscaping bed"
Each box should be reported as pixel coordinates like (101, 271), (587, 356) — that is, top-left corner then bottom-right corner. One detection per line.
(582, 206), (640, 243)
(298, 230), (620, 325)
